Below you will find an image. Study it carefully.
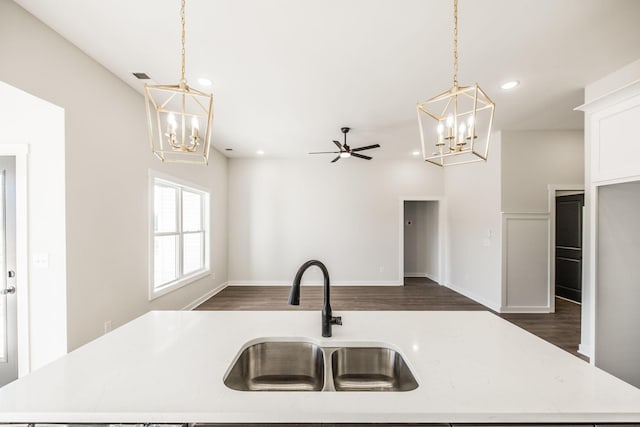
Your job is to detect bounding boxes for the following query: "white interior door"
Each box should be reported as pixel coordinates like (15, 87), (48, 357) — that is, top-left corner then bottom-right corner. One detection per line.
(0, 157), (17, 386)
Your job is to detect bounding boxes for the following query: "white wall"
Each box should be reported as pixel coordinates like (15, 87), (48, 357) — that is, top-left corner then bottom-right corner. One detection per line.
(403, 201), (439, 281)
(443, 133), (502, 310)
(0, 1), (228, 355)
(228, 158), (443, 285)
(0, 81), (67, 372)
(501, 130), (584, 213)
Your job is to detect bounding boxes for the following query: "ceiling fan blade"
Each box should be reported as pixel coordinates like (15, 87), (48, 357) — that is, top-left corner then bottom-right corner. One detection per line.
(351, 144), (381, 152)
(309, 151), (340, 154)
(333, 140), (342, 149)
(331, 155), (341, 163)
(351, 152), (372, 160)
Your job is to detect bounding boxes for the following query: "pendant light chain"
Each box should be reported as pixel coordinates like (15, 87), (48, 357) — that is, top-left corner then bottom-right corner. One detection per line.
(416, 0), (495, 167)
(452, 0), (459, 88)
(144, 0), (214, 165)
(180, 0), (187, 85)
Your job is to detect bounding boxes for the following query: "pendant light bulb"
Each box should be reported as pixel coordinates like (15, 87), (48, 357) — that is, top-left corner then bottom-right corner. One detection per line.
(446, 115), (454, 128)
(459, 123), (466, 137)
(167, 112), (177, 132)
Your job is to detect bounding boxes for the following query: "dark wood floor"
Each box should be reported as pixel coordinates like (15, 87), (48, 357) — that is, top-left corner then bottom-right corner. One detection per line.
(196, 277), (586, 361)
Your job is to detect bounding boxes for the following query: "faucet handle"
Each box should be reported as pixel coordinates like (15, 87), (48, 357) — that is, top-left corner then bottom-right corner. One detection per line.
(331, 316), (342, 326)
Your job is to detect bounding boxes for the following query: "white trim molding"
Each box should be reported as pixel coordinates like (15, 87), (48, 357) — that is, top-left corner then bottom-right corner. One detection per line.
(404, 273), (439, 283)
(398, 196), (446, 287)
(227, 281), (403, 287)
(182, 282), (229, 311)
(501, 212), (552, 313)
(148, 169), (211, 301)
(443, 281), (501, 312)
(578, 343), (593, 359)
(0, 144), (30, 377)
(547, 184), (585, 313)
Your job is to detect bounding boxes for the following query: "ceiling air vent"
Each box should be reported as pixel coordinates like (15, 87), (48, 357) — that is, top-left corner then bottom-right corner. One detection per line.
(132, 72), (150, 80)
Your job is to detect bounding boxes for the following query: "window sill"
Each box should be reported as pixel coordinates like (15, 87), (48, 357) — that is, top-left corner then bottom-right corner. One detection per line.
(149, 269), (211, 301)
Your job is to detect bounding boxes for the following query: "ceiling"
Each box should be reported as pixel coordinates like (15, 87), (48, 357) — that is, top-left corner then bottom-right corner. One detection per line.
(13, 0), (640, 159)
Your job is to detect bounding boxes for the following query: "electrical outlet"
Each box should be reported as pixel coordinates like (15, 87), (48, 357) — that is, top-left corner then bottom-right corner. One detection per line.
(212, 272), (215, 280)
(34, 253), (49, 269)
(104, 320), (112, 334)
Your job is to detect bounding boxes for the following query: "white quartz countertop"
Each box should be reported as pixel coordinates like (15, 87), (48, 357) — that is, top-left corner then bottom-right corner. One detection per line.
(1, 310), (640, 423)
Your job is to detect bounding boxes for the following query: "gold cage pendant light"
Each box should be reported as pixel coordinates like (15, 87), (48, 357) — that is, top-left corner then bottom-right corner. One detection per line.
(145, 0), (214, 165)
(417, 0), (495, 167)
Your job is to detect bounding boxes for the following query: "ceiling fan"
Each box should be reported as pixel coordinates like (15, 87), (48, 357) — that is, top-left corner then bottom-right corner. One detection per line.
(309, 127), (381, 163)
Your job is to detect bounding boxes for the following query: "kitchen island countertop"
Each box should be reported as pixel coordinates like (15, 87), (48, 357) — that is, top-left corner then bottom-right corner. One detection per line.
(0, 310), (639, 423)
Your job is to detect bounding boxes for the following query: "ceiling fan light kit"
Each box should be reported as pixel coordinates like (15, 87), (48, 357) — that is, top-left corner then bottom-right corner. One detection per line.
(416, 0), (495, 167)
(144, 0), (214, 165)
(309, 127), (381, 163)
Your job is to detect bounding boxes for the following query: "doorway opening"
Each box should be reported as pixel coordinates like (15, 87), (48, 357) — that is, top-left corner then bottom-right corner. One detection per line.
(402, 200), (441, 284)
(548, 185), (585, 312)
(0, 157), (16, 386)
(555, 192), (584, 303)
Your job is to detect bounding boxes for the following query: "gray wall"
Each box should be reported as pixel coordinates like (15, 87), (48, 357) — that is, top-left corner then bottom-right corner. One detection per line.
(443, 133), (502, 310)
(404, 201), (439, 280)
(0, 0), (229, 353)
(502, 130), (584, 213)
(500, 130), (584, 312)
(596, 180), (640, 387)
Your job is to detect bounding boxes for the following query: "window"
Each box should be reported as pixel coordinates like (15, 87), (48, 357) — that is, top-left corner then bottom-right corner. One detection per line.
(150, 171), (210, 299)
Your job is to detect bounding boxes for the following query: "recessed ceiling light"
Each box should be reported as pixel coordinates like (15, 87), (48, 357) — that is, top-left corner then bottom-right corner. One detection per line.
(500, 80), (520, 90)
(412, 150), (421, 156)
(256, 150), (265, 155)
(197, 77), (212, 87)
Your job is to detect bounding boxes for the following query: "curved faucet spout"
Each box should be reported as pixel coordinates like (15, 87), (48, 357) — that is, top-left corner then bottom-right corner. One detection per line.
(288, 260), (342, 337)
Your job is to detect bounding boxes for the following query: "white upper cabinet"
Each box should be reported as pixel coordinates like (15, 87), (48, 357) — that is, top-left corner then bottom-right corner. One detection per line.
(578, 59), (640, 185)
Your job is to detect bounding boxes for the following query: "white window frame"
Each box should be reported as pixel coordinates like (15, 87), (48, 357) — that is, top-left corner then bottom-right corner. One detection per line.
(149, 170), (210, 300)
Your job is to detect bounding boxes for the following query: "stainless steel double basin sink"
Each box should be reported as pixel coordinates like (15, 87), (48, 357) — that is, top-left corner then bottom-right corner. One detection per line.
(224, 340), (418, 392)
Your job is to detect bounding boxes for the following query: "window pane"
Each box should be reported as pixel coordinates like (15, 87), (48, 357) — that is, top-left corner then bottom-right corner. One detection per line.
(183, 232), (203, 274)
(182, 191), (202, 232)
(154, 235), (178, 287)
(154, 185), (177, 233)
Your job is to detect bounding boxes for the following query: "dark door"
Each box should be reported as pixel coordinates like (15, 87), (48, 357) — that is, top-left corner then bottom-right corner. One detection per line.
(555, 194), (584, 303)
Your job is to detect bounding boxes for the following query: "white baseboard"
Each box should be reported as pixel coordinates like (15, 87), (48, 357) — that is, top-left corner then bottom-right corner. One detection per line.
(404, 273), (440, 283)
(182, 281), (229, 310)
(578, 343), (594, 362)
(404, 273), (428, 278)
(499, 305), (553, 314)
(227, 281), (403, 287)
(443, 282), (501, 312)
(425, 273), (439, 283)
(556, 295), (582, 305)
